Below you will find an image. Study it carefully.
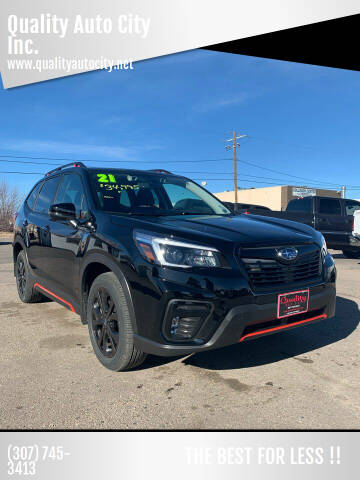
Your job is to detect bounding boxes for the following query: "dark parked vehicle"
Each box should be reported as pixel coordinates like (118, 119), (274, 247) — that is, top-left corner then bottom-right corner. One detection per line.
(247, 196), (360, 258)
(13, 164), (336, 371)
(354, 210), (360, 239)
(223, 202), (271, 214)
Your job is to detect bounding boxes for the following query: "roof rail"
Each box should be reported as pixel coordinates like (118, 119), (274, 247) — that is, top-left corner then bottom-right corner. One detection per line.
(148, 169), (172, 174)
(45, 162), (87, 177)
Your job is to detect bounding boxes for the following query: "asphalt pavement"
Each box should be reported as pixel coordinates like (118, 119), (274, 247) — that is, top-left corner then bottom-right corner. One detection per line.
(0, 238), (359, 429)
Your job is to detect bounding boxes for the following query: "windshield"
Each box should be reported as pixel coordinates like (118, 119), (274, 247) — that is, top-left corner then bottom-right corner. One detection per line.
(89, 170), (230, 216)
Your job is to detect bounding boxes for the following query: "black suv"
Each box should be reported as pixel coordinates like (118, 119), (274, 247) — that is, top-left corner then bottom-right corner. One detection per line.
(13, 163), (336, 371)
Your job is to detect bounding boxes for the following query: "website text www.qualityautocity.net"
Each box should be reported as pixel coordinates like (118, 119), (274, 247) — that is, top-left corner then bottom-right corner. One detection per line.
(6, 56), (134, 73)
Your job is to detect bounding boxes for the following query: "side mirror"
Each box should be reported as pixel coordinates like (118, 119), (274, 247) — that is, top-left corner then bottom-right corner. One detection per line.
(49, 203), (76, 221)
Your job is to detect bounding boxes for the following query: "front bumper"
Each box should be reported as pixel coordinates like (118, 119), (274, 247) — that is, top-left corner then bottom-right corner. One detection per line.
(134, 282), (336, 357)
(349, 234), (360, 246)
(327, 232), (360, 248)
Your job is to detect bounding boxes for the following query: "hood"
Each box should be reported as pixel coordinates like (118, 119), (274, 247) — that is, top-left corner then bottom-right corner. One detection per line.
(114, 213), (317, 247)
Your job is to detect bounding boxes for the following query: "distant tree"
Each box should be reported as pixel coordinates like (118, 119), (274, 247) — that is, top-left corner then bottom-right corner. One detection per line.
(0, 179), (22, 232)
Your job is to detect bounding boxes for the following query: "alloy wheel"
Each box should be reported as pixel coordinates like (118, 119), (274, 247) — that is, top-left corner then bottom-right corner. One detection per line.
(91, 287), (120, 358)
(16, 257), (27, 298)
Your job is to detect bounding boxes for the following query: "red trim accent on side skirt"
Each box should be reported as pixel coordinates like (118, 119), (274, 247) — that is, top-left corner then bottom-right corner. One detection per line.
(34, 283), (76, 313)
(239, 313), (327, 342)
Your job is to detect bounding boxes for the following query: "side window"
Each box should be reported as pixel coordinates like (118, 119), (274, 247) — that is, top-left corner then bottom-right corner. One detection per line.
(34, 177), (61, 214)
(162, 182), (214, 214)
(345, 200), (360, 216)
(287, 197), (312, 213)
(163, 183), (202, 208)
(318, 198), (341, 215)
(55, 174), (89, 219)
(26, 182), (43, 210)
(119, 189), (131, 208)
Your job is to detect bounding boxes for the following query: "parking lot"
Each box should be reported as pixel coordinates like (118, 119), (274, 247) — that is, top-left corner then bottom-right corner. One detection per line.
(0, 237), (359, 430)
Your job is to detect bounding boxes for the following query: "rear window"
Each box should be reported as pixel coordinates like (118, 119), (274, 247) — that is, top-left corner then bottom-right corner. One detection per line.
(318, 198), (341, 215)
(34, 176), (61, 214)
(26, 182), (43, 210)
(287, 197), (312, 213)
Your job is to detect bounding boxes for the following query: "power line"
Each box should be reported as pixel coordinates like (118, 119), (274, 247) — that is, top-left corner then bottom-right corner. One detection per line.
(0, 171), (43, 175)
(0, 152), (351, 187)
(0, 171), (281, 182)
(1, 170), (360, 190)
(175, 171), (343, 185)
(238, 158), (345, 188)
(0, 163), (355, 187)
(192, 178), (333, 185)
(0, 171), (293, 184)
(0, 153), (232, 164)
(0, 159), (346, 187)
(0, 151), (358, 189)
(0, 158), (59, 166)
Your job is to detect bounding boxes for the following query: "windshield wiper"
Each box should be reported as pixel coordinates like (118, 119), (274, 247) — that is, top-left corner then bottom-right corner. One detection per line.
(170, 211), (205, 215)
(172, 212), (229, 216)
(111, 211), (229, 217)
(128, 212), (170, 216)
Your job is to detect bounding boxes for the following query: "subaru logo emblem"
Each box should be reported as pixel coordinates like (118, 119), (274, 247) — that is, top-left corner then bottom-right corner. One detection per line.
(277, 247), (298, 261)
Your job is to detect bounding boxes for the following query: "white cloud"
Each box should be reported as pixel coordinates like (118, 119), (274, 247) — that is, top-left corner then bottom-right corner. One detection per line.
(100, 115), (135, 127)
(1, 139), (163, 160)
(193, 92), (253, 114)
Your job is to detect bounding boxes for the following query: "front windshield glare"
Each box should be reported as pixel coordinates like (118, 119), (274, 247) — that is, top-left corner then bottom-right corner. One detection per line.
(90, 171), (230, 215)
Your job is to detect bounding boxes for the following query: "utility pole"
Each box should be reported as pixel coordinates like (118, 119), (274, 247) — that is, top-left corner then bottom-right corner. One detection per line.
(225, 131), (247, 211)
(232, 131), (238, 206)
(341, 185), (346, 199)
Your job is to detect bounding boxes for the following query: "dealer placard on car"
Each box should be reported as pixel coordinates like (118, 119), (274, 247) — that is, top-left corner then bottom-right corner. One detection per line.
(277, 289), (309, 319)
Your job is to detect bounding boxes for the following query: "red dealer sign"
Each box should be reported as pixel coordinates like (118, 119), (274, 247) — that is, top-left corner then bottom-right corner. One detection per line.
(277, 289), (309, 319)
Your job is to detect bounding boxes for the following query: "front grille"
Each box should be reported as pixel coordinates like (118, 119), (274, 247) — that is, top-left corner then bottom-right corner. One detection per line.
(242, 247), (322, 289)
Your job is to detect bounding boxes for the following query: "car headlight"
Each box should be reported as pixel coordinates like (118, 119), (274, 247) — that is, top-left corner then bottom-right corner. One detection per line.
(134, 232), (227, 268)
(321, 236), (328, 258)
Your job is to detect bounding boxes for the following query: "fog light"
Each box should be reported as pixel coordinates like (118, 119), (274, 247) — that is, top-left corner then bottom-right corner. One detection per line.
(163, 300), (214, 342)
(170, 316), (202, 339)
(170, 316), (180, 336)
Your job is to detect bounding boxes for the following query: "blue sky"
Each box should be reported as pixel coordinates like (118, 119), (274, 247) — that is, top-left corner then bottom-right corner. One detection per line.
(1, 49), (360, 198)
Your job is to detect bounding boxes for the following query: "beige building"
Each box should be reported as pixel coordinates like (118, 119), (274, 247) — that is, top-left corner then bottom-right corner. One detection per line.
(215, 185), (341, 211)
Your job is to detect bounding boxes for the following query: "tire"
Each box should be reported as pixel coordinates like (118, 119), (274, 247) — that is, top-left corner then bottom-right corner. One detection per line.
(15, 250), (44, 303)
(342, 249), (360, 259)
(87, 272), (147, 371)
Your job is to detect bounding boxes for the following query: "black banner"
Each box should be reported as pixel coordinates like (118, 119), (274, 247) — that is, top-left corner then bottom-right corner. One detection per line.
(204, 14), (360, 71)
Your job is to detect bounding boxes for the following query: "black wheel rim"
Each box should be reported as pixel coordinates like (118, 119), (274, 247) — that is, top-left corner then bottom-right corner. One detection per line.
(91, 287), (119, 358)
(16, 257), (26, 298)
